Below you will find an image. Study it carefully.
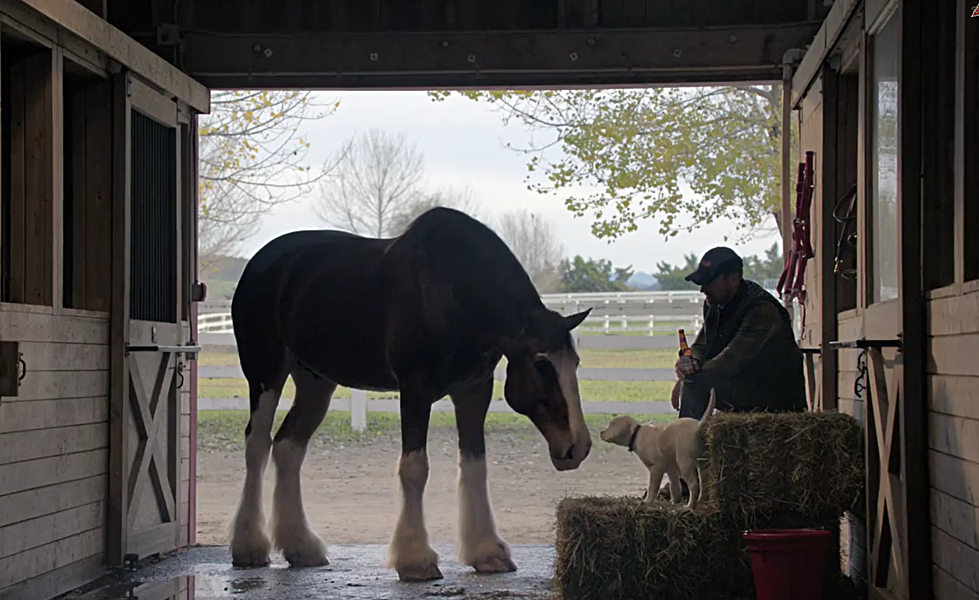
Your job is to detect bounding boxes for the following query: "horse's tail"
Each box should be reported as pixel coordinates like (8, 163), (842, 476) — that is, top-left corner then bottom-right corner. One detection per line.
(700, 389), (716, 423)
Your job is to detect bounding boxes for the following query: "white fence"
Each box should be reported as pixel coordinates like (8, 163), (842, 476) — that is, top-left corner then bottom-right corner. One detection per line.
(199, 312), (702, 337)
(198, 291), (709, 335)
(199, 312), (234, 333)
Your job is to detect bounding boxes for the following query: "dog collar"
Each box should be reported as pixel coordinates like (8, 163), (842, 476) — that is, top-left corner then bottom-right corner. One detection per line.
(627, 425), (640, 453)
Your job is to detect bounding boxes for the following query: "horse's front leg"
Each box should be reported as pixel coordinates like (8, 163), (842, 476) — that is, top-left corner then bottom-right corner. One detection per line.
(388, 390), (442, 581)
(450, 378), (517, 574)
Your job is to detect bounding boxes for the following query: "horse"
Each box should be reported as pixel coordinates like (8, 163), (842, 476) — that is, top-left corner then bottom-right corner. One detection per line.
(227, 207), (592, 581)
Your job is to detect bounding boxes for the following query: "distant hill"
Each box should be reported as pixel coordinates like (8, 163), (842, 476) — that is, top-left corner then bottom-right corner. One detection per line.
(627, 271), (659, 290)
(203, 256), (249, 283)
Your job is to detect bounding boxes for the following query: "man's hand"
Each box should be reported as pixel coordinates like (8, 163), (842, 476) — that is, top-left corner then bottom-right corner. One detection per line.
(675, 355), (699, 378)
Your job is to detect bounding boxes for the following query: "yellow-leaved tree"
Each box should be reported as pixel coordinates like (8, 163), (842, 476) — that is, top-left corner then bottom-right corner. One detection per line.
(198, 90), (342, 276)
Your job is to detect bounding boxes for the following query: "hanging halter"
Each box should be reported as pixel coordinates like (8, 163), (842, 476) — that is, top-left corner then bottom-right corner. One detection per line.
(776, 151), (815, 321)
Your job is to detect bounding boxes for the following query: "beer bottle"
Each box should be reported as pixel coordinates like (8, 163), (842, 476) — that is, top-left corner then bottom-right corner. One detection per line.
(678, 329), (692, 357)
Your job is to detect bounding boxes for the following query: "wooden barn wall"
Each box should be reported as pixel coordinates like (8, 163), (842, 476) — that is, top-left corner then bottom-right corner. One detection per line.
(926, 292), (979, 599)
(0, 306), (109, 599)
(920, 2), (979, 597)
(105, 0), (831, 34)
(0, 3), (205, 597)
(922, 3), (979, 597)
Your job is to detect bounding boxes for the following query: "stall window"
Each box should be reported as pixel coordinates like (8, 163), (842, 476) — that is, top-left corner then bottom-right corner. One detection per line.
(63, 64), (113, 312)
(966, 2), (979, 282)
(921, 0), (957, 291)
(1, 42), (54, 306)
(869, 13), (900, 303)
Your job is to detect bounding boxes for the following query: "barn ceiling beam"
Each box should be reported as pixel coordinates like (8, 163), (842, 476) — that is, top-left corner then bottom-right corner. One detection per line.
(179, 24), (821, 89)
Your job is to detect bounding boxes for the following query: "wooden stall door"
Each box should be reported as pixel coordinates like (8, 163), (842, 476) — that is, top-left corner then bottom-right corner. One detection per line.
(858, 2), (929, 599)
(109, 71), (191, 564)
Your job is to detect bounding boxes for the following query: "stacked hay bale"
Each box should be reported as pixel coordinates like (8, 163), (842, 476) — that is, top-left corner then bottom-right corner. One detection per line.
(555, 412), (864, 600)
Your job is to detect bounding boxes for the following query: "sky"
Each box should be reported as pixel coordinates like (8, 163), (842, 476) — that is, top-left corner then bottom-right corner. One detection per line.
(239, 90), (782, 275)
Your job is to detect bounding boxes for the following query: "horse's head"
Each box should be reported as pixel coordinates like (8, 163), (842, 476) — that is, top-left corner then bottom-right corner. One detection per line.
(503, 307), (592, 471)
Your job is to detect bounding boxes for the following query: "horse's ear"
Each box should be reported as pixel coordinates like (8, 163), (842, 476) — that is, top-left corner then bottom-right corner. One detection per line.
(564, 308), (591, 331)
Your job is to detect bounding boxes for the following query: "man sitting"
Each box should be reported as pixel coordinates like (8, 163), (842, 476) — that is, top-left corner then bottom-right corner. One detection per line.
(672, 246), (807, 418)
(656, 246), (807, 500)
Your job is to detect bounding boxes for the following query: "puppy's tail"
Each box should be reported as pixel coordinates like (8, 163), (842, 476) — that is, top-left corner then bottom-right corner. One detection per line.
(700, 389), (716, 423)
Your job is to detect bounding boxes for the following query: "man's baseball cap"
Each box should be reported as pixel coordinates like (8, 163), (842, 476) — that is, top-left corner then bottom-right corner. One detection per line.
(684, 247), (744, 285)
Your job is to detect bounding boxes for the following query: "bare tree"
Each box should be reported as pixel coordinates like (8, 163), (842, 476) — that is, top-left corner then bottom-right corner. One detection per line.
(494, 210), (565, 293)
(313, 129), (425, 237)
(387, 186), (483, 235)
(198, 90), (342, 273)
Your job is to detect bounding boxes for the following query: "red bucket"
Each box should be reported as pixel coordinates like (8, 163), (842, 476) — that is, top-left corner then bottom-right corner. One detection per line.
(742, 529), (833, 600)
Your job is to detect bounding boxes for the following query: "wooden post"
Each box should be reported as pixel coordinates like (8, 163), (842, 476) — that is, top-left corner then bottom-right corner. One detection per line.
(954, 0), (967, 286)
(188, 114), (200, 547)
(819, 63), (840, 412)
(896, 0), (931, 596)
(351, 388), (367, 432)
(108, 69), (133, 567)
(781, 50), (802, 318)
(50, 47), (63, 312)
(572, 300), (581, 348)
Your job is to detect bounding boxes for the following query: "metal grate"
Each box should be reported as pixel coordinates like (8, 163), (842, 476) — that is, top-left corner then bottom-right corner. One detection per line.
(130, 110), (177, 323)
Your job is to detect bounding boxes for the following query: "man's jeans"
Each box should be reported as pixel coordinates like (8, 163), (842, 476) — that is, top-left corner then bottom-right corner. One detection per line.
(678, 376), (714, 420)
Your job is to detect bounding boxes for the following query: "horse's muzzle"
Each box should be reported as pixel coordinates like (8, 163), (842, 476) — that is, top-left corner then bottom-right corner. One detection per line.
(550, 437), (592, 471)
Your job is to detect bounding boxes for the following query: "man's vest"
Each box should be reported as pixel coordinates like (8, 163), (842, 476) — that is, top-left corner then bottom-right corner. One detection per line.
(701, 279), (807, 412)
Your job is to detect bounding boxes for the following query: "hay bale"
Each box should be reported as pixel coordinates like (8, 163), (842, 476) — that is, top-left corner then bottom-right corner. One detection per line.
(555, 497), (840, 600)
(555, 497), (720, 600)
(555, 413), (863, 600)
(702, 411), (864, 525)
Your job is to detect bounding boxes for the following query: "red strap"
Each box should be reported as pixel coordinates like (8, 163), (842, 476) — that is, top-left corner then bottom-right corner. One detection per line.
(778, 152), (816, 308)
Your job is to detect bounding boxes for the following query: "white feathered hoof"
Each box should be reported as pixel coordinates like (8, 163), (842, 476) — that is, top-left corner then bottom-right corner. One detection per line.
(230, 527), (272, 568)
(277, 530), (329, 568)
(469, 539), (517, 574)
(272, 515), (330, 568)
(389, 542), (442, 582)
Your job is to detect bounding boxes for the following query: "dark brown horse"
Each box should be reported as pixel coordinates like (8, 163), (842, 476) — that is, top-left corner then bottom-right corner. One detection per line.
(228, 207), (592, 581)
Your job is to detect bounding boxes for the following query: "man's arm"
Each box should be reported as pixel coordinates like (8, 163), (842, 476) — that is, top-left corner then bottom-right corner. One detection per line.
(690, 323), (708, 364)
(696, 303), (782, 381)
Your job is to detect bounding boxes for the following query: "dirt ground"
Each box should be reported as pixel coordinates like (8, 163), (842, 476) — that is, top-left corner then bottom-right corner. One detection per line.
(197, 428), (651, 546)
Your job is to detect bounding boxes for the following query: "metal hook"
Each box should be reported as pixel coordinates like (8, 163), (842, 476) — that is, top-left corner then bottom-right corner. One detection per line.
(18, 354), (26, 383)
(175, 362), (186, 389)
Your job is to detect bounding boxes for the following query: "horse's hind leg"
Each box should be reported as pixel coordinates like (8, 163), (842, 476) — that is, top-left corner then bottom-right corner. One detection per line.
(388, 385), (442, 581)
(271, 367), (335, 567)
(230, 369), (289, 567)
(451, 377), (516, 574)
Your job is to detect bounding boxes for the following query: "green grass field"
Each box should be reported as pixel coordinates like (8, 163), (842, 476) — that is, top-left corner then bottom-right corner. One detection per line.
(199, 347), (677, 369)
(197, 377), (674, 403)
(196, 346), (679, 448)
(196, 346), (677, 403)
(197, 409), (675, 450)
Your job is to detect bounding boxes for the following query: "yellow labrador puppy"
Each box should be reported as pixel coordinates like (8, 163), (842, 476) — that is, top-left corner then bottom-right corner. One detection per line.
(600, 391), (715, 510)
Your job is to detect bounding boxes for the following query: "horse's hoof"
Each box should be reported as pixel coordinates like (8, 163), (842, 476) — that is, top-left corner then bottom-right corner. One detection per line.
(275, 527), (330, 568)
(474, 555), (518, 574)
(231, 552), (271, 568)
(284, 552), (330, 568)
(397, 564), (444, 582)
(230, 524), (273, 568)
